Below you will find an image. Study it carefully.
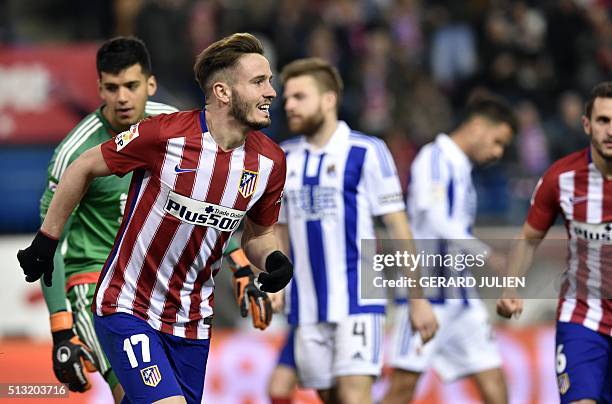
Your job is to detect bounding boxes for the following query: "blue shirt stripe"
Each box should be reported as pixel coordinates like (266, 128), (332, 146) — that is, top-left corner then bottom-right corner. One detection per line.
(447, 176), (454, 216)
(446, 159), (455, 216)
(344, 146), (385, 315)
(429, 239), (447, 304)
(303, 150), (329, 322)
(349, 132), (394, 178)
(344, 146), (365, 314)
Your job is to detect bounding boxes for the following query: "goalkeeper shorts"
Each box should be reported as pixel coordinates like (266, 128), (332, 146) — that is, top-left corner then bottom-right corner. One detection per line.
(67, 283), (119, 390)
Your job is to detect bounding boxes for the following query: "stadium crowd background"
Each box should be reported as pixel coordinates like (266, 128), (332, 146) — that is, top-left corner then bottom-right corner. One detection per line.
(1, 0), (611, 230)
(0, 0), (610, 402)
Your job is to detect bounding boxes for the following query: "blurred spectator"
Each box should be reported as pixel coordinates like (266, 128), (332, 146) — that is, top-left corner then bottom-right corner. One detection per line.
(305, 24), (340, 66)
(545, 91), (590, 161)
(516, 100), (550, 176)
(397, 74), (453, 146)
(385, 0), (425, 68)
(8, 0), (113, 42)
(429, 5), (477, 91)
(271, 0), (320, 68)
(479, 9), (519, 100)
(135, 0), (200, 108)
(384, 126), (418, 193)
(358, 27), (394, 134)
(545, 0), (592, 93)
(584, 2), (612, 86)
(113, 0), (143, 37)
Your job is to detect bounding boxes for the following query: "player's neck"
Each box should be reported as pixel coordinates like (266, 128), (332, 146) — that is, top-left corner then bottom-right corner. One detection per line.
(591, 145), (612, 180)
(449, 131), (471, 158)
(205, 110), (247, 151)
(305, 118), (338, 150)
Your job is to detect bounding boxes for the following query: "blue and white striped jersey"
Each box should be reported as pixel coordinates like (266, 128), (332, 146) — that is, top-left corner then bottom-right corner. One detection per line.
(406, 133), (487, 303)
(408, 134), (476, 239)
(280, 121), (405, 325)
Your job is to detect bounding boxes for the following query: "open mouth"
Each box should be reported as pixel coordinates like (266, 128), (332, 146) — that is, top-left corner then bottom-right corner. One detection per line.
(117, 108), (133, 117)
(257, 104), (270, 116)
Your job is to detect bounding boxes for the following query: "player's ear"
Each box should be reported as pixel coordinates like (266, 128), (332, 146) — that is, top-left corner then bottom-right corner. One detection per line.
(146, 75), (158, 97)
(582, 115), (591, 137)
(322, 91), (337, 112)
(212, 82), (231, 105)
(97, 79), (103, 99)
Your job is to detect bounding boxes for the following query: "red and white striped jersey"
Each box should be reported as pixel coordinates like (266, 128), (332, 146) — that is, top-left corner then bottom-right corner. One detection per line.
(93, 110), (286, 339)
(528, 148), (612, 336)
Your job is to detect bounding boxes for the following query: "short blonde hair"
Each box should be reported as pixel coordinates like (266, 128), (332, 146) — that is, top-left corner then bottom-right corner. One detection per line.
(280, 57), (344, 107)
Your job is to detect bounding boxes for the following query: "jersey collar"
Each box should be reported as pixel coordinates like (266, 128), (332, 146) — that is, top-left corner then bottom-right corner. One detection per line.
(435, 133), (473, 171)
(303, 120), (350, 155)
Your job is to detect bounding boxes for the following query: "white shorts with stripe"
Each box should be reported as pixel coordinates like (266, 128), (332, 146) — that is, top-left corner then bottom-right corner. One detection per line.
(389, 301), (502, 382)
(294, 313), (384, 390)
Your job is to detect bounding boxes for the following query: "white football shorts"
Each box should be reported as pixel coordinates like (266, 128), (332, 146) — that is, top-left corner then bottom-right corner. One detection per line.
(389, 301), (502, 382)
(295, 313), (385, 389)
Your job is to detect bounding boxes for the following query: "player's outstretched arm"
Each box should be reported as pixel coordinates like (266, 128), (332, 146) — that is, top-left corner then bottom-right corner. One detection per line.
(241, 217), (293, 293)
(496, 222), (547, 319)
(381, 210), (439, 343)
(40, 145), (112, 238)
(40, 248), (69, 312)
(17, 146), (112, 286)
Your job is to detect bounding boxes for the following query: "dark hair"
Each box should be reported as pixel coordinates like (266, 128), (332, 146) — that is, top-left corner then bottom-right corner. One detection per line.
(193, 33), (264, 99)
(585, 81), (612, 118)
(464, 95), (518, 135)
(280, 57), (344, 107)
(96, 36), (152, 77)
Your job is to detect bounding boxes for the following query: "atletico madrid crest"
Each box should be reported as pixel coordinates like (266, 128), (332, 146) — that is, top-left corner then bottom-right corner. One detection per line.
(557, 372), (570, 395)
(239, 169), (258, 198)
(141, 365), (162, 387)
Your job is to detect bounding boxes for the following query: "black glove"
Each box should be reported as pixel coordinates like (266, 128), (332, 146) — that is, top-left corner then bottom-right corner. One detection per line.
(17, 230), (58, 287)
(257, 251), (293, 293)
(51, 312), (98, 392)
(233, 267), (272, 330)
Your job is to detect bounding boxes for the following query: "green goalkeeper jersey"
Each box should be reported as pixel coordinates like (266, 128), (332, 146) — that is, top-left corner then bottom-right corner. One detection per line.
(40, 101), (178, 284)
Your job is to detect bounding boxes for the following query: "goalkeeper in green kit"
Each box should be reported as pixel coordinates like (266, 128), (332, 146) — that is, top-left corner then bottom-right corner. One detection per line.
(39, 36), (271, 402)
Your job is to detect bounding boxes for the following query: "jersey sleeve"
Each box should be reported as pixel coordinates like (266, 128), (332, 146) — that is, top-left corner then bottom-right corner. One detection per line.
(363, 140), (405, 216)
(247, 154), (286, 227)
(40, 151), (61, 222)
(100, 118), (160, 177)
(40, 128), (89, 221)
(526, 169), (560, 232)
